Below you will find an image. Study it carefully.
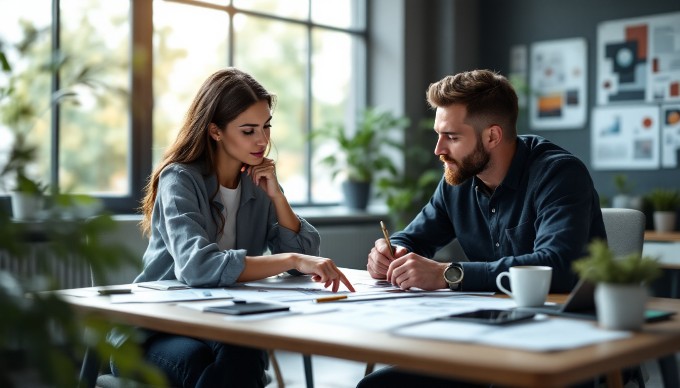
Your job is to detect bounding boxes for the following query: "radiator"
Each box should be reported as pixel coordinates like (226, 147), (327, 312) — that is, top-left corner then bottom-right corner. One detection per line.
(0, 242), (92, 290)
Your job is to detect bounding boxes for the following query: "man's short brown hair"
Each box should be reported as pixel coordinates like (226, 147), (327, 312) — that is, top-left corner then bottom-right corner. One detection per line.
(426, 69), (518, 138)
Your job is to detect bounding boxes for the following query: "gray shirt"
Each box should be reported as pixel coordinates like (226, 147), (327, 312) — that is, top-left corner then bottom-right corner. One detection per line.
(134, 162), (321, 287)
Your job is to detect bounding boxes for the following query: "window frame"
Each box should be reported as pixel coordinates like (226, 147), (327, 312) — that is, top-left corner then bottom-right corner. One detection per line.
(0, 0), (367, 214)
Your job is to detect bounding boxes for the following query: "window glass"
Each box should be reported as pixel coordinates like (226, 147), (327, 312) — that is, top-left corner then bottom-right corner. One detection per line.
(311, 0), (362, 29)
(234, 0), (308, 21)
(310, 28), (354, 204)
(59, 0), (130, 194)
(0, 0), (52, 194)
(234, 13), (307, 203)
(152, 0), (230, 166)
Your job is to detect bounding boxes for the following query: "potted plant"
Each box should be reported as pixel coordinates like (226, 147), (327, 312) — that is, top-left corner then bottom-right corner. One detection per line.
(645, 188), (680, 233)
(376, 118), (441, 229)
(0, 132), (48, 220)
(311, 108), (410, 210)
(573, 240), (661, 330)
(611, 174), (642, 210)
(1, 24), (116, 220)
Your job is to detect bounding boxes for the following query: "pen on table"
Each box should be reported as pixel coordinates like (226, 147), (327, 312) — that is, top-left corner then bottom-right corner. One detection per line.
(315, 295), (348, 303)
(380, 220), (395, 258)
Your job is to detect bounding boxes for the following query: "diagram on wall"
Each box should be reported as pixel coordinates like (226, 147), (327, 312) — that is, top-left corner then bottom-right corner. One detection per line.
(661, 104), (680, 168)
(529, 38), (587, 130)
(591, 105), (660, 170)
(597, 12), (680, 105)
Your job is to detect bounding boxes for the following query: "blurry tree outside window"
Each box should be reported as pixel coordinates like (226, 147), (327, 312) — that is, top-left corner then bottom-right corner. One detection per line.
(0, 0), (365, 210)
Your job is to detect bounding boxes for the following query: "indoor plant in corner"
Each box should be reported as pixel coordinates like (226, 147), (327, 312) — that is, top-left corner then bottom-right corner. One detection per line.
(573, 240), (661, 330)
(611, 174), (642, 210)
(645, 188), (680, 233)
(311, 108), (410, 210)
(0, 132), (48, 220)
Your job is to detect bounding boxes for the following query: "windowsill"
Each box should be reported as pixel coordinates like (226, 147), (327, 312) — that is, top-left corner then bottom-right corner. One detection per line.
(293, 204), (389, 226)
(107, 205), (389, 227)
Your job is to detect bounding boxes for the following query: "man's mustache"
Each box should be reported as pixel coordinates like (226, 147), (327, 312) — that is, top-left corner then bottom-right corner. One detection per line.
(440, 155), (456, 165)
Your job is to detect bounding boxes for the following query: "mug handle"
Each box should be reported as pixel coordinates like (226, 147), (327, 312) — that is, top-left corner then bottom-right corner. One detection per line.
(496, 272), (513, 298)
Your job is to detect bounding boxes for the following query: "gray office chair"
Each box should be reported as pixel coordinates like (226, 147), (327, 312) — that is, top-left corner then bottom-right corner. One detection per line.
(600, 207), (645, 257)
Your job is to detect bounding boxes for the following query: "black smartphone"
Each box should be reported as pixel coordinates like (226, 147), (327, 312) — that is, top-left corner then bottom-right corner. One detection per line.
(205, 302), (290, 316)
(442, 309), (536, 325)
(97, 287), (132, 295)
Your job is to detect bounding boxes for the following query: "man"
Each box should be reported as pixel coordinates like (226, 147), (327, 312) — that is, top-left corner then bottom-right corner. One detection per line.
(359, 69), (607, 387)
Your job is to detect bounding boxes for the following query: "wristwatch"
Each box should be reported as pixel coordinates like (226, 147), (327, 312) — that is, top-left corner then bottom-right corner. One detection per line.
(443, 262), (464, 291)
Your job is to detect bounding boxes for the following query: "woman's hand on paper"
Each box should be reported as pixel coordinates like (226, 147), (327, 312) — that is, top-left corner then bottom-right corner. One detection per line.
(294, 254), (356, 293)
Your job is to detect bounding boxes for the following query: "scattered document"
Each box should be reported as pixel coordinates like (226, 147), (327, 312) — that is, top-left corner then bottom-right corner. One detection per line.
(137, 279), (190, 290)
(177, 299), (339, 321)
(109, 288), (233, 303)
(394, 318), (631, 352)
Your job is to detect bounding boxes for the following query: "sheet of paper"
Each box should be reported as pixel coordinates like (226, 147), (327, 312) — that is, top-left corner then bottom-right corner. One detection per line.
(109, 288), (233, 303)
(137, 279), (190, 290)
(305, 296), (517, 331)
(176, 299), (339, 321)
(394, 318), (631, 352)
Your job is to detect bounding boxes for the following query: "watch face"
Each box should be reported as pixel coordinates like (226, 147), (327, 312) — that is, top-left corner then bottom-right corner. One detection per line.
(445, 265), (463, 283)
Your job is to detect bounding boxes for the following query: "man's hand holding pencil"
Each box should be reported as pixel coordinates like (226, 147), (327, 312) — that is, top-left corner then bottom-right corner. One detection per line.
(367, 221), (401, 279)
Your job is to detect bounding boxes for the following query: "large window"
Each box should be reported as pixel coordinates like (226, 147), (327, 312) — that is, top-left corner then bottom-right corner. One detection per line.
(0, 0), (367, 212)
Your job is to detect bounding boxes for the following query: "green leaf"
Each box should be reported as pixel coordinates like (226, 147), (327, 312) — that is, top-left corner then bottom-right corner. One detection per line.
(572, 240), (661, 284)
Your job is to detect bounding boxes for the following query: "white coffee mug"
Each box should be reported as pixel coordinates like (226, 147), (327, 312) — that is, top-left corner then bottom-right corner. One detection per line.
(495, 266), (552, 307)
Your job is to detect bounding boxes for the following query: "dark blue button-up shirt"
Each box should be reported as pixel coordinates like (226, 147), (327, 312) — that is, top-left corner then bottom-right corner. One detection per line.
(390, 135), (606, 293)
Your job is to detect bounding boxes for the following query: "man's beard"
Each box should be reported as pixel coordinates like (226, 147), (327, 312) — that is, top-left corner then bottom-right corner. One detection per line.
(441, 141), (490, 186)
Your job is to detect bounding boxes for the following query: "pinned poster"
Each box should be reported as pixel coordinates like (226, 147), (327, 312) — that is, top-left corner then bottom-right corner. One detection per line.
(591, 105), (660, 170)
(529, 38), (587, 130)
(661, 105), (680, 168)
(597, 12), (680, 105)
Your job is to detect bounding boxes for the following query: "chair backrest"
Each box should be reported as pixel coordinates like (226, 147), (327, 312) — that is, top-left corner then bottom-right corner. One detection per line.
(601, 208), (646, 257)
(91, 215), (147, 286)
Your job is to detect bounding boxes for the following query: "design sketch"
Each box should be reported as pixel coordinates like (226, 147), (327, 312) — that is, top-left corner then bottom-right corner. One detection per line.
(597, 12), (680, 105)
(591, 105), (660, 170)
(529, 38), (587, 130)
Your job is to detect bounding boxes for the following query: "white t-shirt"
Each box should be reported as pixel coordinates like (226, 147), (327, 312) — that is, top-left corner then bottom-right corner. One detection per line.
(217, 182), (242, 250)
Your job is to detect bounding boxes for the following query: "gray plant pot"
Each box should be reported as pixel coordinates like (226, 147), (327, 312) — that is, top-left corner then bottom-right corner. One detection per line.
(342, 180), (371, 210)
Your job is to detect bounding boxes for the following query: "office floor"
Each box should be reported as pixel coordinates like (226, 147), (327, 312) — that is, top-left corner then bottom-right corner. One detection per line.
(6, 351), (671, 387)
(268, 351), (667, 388)
(269, 351), (370, 388)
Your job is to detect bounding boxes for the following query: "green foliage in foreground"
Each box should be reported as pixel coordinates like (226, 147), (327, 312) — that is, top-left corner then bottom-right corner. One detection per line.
(573, 240), (661, 285)
(0, 205), (167, 387)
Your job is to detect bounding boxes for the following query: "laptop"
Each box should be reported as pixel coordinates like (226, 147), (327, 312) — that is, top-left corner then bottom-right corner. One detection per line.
(516, 278), (676, 322)
(516, 278), (597, 320)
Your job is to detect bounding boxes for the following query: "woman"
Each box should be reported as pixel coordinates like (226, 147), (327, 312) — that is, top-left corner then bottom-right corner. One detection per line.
(129, 68), (354, 388)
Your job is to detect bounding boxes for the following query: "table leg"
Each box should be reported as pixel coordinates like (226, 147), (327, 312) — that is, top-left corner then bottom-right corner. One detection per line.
(605, 370), (623, 388)
(303, 354), (314, 388)
(658, 354), (679, 388)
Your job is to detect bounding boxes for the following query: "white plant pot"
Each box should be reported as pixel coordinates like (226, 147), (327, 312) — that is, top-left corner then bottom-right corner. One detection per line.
(653, 211), (676, 233)
(10, 192), (44, 221)
(595, 283), (648, 331)
(611, 194), (642, 210)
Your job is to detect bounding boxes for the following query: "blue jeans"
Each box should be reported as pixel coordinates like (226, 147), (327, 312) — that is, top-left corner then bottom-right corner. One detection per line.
(113, 331), (267, 388)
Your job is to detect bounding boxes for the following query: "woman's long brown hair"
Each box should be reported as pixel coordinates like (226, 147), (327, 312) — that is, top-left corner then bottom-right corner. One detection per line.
(139, 68), (275, 237)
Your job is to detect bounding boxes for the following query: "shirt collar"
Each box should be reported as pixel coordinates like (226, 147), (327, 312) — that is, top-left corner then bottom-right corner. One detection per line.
(497, 137), (527, 191)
